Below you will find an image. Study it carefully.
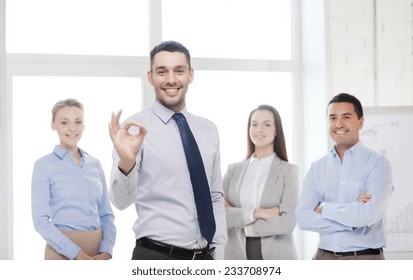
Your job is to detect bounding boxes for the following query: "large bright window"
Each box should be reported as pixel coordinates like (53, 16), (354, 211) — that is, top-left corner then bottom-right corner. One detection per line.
(162, 0), (291, 59)
(3, 0), (296, 259)
(187, 71), (293, 171)
(6, 0), (149, 56)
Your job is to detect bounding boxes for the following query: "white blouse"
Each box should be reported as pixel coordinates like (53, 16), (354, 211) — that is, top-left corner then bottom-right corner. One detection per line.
(239, 153), (275, 230)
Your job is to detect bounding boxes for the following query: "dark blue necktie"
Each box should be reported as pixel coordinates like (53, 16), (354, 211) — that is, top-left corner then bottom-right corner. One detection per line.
(172, 112), (216, 244)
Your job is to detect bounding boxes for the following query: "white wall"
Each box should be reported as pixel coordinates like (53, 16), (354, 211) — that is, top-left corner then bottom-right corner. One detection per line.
(297, 0), (329, 260)
(327, 0), (413, 106)
(324, 0), (413, 259)
(0, 0), (13, 260)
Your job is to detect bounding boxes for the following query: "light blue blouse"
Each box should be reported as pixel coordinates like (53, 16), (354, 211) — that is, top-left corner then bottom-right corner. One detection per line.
(31, 145), (116, 259)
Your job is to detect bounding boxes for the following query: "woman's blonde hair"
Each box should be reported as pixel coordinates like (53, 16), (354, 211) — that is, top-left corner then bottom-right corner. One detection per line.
(51, 98), (84, 121)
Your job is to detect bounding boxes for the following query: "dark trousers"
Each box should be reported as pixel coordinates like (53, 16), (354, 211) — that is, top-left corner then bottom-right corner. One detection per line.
(132, 241), (214, 260)
(246, 237), (263, 260)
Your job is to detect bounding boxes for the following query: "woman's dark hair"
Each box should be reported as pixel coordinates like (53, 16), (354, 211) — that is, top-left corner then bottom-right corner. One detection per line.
(246, 104), (288, 162)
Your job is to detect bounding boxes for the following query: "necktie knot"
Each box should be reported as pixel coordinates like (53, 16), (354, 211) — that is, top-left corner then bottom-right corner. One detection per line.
(172, 113), (185, 120)
(172, 112), (185, 122)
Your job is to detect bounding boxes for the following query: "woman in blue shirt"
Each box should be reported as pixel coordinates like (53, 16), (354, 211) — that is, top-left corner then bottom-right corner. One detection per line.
(31, 98), (116, 260)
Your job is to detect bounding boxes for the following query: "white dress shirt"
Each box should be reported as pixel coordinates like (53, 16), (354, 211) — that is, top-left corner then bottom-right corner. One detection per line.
(109, 100), (227, 259)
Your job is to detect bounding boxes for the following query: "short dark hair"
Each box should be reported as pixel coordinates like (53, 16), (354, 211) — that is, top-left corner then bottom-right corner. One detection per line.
(328, 93), (364, 119)
(149, 40), (191, 69)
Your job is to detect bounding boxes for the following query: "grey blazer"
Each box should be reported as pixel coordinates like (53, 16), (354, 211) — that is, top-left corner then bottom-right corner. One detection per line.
(223, 156), (299, 259)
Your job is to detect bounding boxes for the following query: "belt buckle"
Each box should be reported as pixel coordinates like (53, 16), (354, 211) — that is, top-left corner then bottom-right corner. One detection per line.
(333, 251), (355, 257)
(333, 251), (343, 257)
(192, 250), (204, 260)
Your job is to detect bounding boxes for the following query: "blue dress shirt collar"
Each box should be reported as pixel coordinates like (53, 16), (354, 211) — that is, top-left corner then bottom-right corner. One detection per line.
(331, 141), (364, 159)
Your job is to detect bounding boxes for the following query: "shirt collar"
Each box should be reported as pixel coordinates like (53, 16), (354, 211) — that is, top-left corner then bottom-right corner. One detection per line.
(53, 145), (86, 160)
(249, 152), (276, 166)
(331, 141), (364, 158)
(151, 100), (188, 124)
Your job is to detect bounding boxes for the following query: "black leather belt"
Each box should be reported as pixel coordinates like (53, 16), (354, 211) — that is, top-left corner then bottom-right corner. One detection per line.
(137, 237), (214, 260)
(320, 248), (383, 257)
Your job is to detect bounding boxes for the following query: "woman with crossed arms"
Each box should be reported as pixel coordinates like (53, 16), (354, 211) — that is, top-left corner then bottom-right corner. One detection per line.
(223, 104), (298, 259)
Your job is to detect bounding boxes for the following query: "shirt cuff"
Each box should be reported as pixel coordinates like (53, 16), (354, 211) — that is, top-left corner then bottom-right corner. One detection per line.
(114, 164), (138, 194)
(243, 209), (255, 225)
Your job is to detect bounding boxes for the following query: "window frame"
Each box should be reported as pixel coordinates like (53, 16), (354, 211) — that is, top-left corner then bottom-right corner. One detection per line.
(0, 0), (302, 259)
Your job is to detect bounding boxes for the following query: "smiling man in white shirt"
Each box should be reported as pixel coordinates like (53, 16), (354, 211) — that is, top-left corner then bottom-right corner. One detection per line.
(108, 40), (227, 260)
